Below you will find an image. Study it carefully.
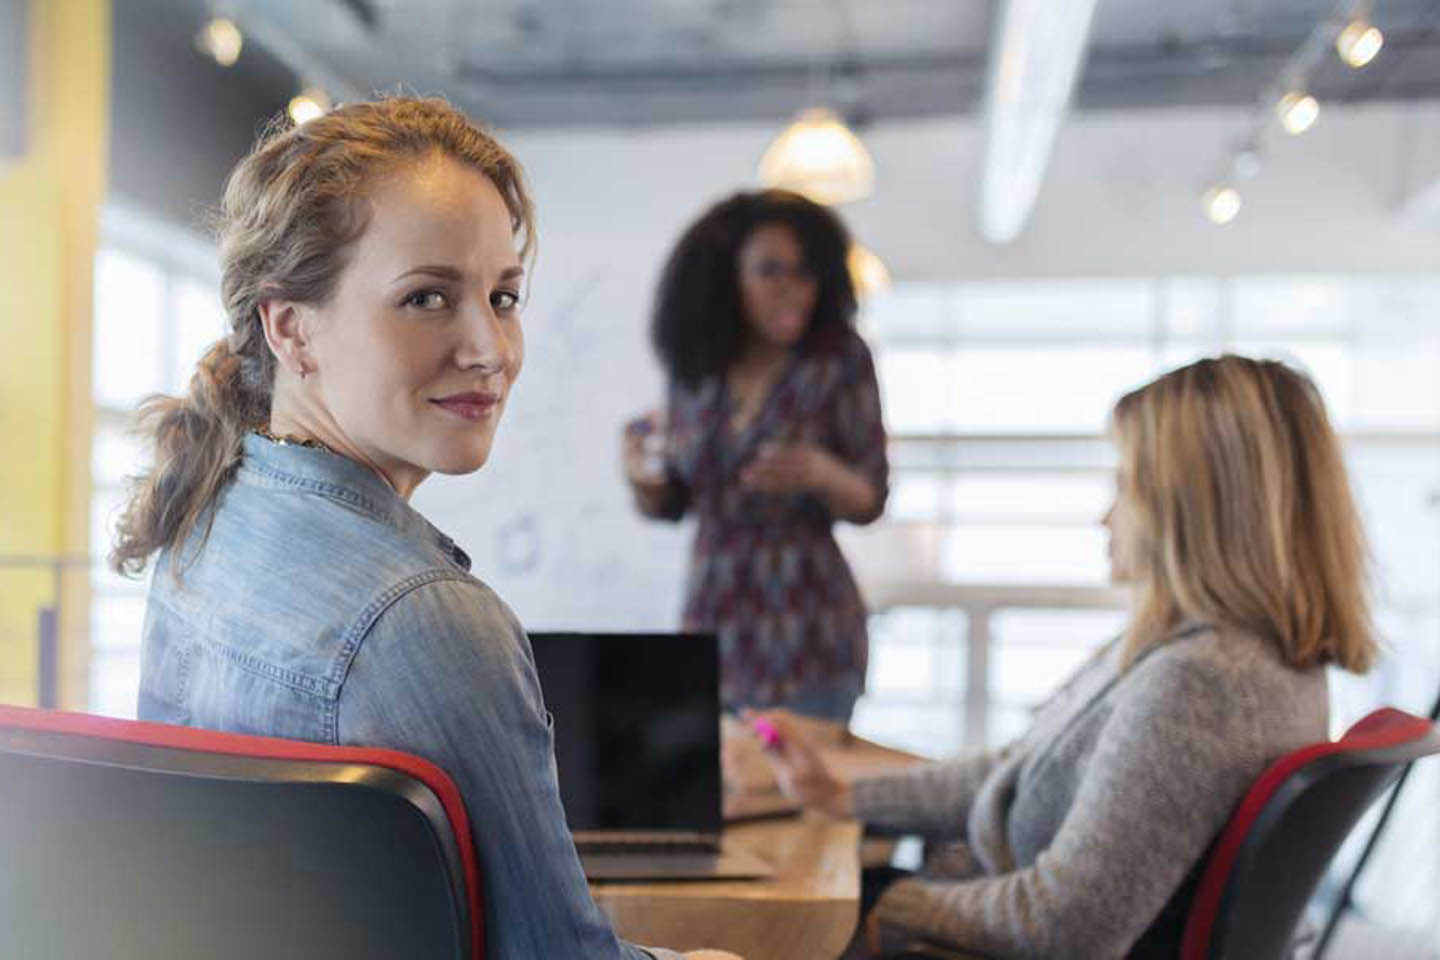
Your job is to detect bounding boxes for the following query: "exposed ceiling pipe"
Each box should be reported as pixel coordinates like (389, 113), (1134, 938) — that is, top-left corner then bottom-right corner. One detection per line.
(977, 0), (1102, 244)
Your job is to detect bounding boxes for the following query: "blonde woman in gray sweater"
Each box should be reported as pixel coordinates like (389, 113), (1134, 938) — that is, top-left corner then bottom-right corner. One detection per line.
(751, 355), (1378, 959)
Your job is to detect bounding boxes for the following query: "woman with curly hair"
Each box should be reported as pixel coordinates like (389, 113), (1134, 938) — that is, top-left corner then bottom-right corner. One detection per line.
(624, 189), (889, 724)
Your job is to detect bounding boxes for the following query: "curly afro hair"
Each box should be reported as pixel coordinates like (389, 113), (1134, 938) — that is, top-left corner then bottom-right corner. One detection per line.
(651, 189), (857, 389)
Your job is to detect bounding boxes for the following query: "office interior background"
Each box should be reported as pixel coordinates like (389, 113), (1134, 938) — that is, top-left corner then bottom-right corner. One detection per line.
(3, 0), (1440, 954)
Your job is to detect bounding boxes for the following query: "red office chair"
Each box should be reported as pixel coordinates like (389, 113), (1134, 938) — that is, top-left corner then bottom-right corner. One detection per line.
(0, 705), (484, 960)
(1180, 707), (1440, 960)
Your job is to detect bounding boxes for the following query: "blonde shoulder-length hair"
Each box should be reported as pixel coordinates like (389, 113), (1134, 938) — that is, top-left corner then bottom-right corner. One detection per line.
(1112, 354), (1376, 673)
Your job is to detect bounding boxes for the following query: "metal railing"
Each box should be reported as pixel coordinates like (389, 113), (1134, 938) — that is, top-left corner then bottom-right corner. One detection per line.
(0, 555), (95, 708)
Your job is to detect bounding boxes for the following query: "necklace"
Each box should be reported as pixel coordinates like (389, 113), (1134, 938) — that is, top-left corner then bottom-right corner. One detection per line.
(253, 426), (333, 454)
(251, 426), (404, 496)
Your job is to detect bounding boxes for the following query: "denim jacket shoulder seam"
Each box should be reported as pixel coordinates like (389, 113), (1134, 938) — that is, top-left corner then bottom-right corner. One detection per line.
(325, 568), (479, 743)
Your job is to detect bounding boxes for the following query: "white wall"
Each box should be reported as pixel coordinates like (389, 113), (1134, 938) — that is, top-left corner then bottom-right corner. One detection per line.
(412, 101), (1440, 631)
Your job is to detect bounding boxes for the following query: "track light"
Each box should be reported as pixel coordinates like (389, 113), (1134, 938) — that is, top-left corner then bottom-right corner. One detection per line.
(1276, 91), (1319, 135)
(288, 88), (331, 126)
(1203, 185), (1242, 226)
(1336, 20), (1384, 68)
(195, 17), (243, 67)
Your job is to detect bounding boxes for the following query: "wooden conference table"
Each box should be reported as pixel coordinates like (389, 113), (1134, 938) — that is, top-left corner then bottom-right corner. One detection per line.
(591, 717), (925, 960)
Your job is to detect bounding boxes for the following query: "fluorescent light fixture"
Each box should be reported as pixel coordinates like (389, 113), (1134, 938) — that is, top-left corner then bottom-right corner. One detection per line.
(196, 17), (243, 67)
(1336, 20), (1383, 68)
(978, 0), (1102, 244)
(758, 108), (875, 205)
(1277, 91), (1319, 135)
(1203, 185), (1242, 226)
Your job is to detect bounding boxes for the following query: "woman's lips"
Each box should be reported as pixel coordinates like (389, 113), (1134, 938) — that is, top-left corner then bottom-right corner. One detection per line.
(430, 392), (500, 422)
(774, 310), (807, 338)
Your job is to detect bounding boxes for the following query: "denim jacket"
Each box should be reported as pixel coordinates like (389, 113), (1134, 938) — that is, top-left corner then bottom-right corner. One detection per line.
(138, 435), (678, 960)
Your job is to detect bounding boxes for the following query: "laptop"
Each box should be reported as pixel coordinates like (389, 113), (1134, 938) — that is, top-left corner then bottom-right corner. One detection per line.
(528, 632), (775, 881)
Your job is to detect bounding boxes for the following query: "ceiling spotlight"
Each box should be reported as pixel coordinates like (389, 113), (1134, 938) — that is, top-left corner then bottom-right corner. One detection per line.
(288, 88), (331, 126)
(1276, 91), (1319, 135)
(1336, 20), (1384, 68)
(195, 17), (243, 67)
(1203, 185), (1242, 226)
(758, 107), (875, 206)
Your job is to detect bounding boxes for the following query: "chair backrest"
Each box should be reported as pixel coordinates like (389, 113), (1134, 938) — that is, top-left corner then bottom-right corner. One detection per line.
(1180, 707), (1440, 960)
(0, 705), (484, 960)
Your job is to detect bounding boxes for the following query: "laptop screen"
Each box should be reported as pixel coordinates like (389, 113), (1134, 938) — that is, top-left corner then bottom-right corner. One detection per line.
(528, 632), (722, 834)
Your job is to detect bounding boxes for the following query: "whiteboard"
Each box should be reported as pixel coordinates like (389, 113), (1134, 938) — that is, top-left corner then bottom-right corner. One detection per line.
(413, 125), (780, 631)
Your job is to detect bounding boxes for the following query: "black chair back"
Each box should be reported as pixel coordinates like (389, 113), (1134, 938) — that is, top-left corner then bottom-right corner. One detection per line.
(0, 706), (482, 960)
(1182, 708), (1440, 960)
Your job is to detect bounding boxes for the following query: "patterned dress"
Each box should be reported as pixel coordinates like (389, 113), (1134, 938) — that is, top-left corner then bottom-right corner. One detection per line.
(658, 327), (889, 716)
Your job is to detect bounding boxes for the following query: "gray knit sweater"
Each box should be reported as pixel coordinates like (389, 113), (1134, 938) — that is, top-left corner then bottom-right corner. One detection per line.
(852, 623), (1328, 959)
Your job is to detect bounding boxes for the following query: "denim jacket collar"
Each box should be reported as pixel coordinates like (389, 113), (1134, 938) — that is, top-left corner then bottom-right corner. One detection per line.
(238, 433), (472, 571)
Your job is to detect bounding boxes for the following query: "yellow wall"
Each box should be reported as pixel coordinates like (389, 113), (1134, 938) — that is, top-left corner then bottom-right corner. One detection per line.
(0, 0), (109, 707)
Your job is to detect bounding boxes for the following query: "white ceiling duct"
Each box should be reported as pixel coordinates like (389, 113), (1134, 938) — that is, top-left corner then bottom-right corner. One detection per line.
(977, 0), (1101, 244)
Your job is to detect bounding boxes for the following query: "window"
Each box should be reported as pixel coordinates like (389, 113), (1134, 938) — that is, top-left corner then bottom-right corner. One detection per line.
(89, 205), (225, 718)
(850, 275), (1440, 762)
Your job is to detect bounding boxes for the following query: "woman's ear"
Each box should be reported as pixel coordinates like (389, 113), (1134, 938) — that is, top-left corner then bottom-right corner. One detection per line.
(257, 300), (314, 379)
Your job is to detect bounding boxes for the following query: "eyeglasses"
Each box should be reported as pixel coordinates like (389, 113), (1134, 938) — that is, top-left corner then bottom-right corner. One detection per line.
(742, 258), (816, 283)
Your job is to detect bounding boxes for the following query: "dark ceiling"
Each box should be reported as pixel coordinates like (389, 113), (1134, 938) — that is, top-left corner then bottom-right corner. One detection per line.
(109, 0), (1440, 229)
(150, 0), (1440, 128)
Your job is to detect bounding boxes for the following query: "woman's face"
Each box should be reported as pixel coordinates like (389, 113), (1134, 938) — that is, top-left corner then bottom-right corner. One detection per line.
(736, 222), (819, 350)
(1102, 463), (1138, 585)
(299, 155), (525, 494)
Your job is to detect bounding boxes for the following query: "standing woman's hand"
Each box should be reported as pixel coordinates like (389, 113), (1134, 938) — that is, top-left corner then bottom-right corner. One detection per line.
(738, 441), (830, 494)
(740, 442), (880, 522)
(623, 410), (681, 520)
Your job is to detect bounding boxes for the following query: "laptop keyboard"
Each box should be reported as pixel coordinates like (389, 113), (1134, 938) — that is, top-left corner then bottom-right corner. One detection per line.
(575, 832), (719, 856)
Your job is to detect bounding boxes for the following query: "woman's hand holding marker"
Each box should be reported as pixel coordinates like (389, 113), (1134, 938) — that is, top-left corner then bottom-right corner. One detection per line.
(741, 708), (854, 819)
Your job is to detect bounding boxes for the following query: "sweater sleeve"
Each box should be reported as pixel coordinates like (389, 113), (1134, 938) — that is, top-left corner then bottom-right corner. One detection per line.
(870, 654), (1266, 959)
(850, 641), (1116, 840)
(851, 748), (1009, 839)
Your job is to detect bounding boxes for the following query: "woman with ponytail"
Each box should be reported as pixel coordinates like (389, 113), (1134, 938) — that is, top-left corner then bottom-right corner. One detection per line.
(114, 97), (733, 960)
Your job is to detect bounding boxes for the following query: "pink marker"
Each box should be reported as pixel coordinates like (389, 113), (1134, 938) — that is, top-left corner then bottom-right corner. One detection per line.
(752, 716), (783, 751)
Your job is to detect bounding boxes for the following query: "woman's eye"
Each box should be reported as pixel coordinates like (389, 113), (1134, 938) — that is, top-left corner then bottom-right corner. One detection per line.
(753, 260), (809, 281)
(492, 289), (522, 311)
(404, 289), (450, 310)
